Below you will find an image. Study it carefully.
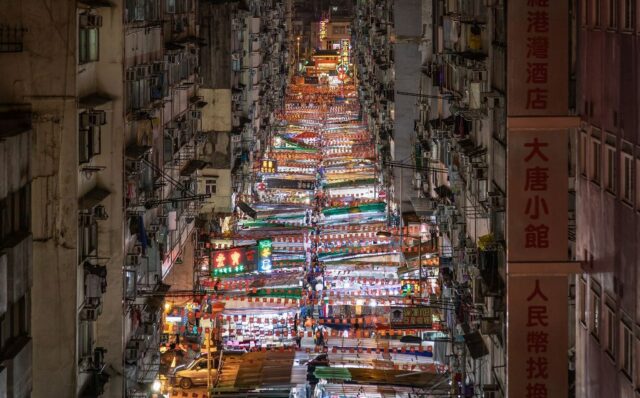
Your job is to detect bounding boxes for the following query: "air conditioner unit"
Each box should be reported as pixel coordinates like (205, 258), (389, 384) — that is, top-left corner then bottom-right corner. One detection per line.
(88, 14), (103, 27)
(126, 159), (142, 174)
(480, 317), (502, 335)
(93, 205), (109, 220)
(80, 111), (106, 129)
(125, 345), (139, 363)
(126, 253), (141, 267)
(484, 95), (504, 109)
(482, 384), (500, 398)
(80, 302), (102, 321)
(487, 191), (505, 210)
(88, 111), (107, 126)
(474, 166), (488, 180)
(152, 61), (166, 75)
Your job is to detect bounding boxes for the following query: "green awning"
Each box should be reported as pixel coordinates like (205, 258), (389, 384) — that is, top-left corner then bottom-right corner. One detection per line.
(314, 367), (351, 381)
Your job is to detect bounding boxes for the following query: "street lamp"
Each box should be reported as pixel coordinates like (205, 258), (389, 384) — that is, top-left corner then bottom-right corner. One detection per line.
(376, 230), (427, 288)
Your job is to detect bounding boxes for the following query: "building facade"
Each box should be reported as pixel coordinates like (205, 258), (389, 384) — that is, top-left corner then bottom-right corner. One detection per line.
(0, 1), (124, 396)
(0, 1), (290, 396)
(575, 0), (640, 397)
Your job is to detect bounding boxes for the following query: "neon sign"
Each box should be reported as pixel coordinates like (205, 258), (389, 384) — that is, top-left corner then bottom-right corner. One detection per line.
(319, 19), (328, 43)
(257, 239), (273, 272)
(211, 247), (256, 276)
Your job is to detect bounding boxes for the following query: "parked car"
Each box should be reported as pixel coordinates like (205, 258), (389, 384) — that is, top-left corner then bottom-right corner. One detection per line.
(170, 356), (220, 389)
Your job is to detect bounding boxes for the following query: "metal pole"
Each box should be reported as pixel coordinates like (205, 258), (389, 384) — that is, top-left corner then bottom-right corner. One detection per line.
(206, 328), (211, 397)
(418, 234), (422, 293)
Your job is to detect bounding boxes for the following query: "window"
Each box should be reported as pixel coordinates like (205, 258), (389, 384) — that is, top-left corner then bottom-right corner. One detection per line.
(125, 0), (160, 23)
(79, 27), (99, 64)
(582, 0), (589, 25)
(332, 26), (347, 35)
(205, 178), (217, 195)
(621, 322), (633, 377)
(606, 305), (616, 359)
(79, 111), (105, 164)
(0, 185), (30, 243)
(609, 0), (618, 27)
(594, 0), (602, 25)
(166, 0), (176, 13)
(623, 0), (636, 30)
(579, 278), (587, 325)
(605, 144), (617, 192)
(591, 137), (602, 184)
(580, 131), (589, 176)
(79, 126), (102, 164)
(78, 13), (101, 64)
(621, 152), (634, 203)
(79, 215), (98, 264)
(78, 320), (95, 363)
(591, 290), (601, 340)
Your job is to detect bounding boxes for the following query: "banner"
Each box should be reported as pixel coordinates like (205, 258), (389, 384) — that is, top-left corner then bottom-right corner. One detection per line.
(507, 275), (568, 398)
(507, 0), (568, 116)
(507, 129), (568, 262)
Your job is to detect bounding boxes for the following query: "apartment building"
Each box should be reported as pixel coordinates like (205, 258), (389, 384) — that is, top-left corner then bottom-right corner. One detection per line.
(0, 0), (209, 396)
(0, 1), (124, 396)
(122, 0), (207, 395)
(0, 109), (33, 398)
(355, 0), (508, 396)
(424, 1), (507, 395)
(575, 0), (640, 396)
(197, 0), (289, 230)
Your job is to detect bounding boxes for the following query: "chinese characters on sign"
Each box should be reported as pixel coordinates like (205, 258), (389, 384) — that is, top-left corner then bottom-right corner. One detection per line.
(523, 138), (550, 248)
(507, 130), (567, 262)
(525, 280), (550, 395)
(210, 247), (256, 276)
(508, 276), (567, 398)
(257, 239), (273, 272)
(507, 0), (567, 115)
(260, 159), (277, 173)
(390, 307), (433, 328)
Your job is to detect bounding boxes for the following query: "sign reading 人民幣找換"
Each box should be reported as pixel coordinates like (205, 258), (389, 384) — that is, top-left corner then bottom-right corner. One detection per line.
(507, 275), (568, 398)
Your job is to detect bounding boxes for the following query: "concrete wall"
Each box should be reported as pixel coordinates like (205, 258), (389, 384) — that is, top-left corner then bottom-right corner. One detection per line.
(199, 2), (233, 89)
(198, 168), (233, 214)
(392, 0), (422, 213)
(200, 88), (232, 132)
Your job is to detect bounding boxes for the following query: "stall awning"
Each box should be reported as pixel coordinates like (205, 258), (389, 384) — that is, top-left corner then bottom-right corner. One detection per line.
(79, 92), (114, 109)
(180, 159), (207, 176)
(79, 186), (110, 210)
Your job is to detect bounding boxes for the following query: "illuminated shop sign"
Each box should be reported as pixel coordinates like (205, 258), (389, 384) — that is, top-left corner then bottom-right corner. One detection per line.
(257, 239), (273, 272)
(319, 19), (328, 42)
(211, 247), (256, 276)
(340, 39), (350, 66)
(260, 159), (277, 173)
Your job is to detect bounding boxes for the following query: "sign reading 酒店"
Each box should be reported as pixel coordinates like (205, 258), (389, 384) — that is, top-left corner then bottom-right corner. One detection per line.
(507, 0), (568, 116)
